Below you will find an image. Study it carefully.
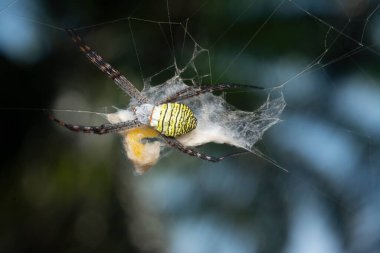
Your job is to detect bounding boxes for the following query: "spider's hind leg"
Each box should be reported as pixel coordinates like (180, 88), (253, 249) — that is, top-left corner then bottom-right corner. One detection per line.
(49, 114), (142, 135)
(162, 135), (249, 162)
(162, 83), (263, 103)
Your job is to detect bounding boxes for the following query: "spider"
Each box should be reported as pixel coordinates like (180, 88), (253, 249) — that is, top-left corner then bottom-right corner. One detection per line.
(50, 29), (262, 163)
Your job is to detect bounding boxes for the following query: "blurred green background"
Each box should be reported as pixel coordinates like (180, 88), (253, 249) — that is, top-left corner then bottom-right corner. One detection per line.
(1, 0), (380, 252)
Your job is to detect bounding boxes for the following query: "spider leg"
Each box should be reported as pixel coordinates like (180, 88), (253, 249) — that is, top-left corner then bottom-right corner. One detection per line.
(66, 29), (148, 103)
(161, 83), (263, 103)
(162, 135), (250, 162)
(49, 114), (142, 135)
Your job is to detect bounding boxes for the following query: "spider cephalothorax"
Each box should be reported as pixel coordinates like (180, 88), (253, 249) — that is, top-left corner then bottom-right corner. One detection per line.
(50, 29), (267, 173)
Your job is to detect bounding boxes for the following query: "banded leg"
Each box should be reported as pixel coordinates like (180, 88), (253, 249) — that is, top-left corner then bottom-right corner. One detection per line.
(161, 83), (263, 103)
(66, 29), (148, 103)
(49, 114), (142, 135)
(162, 135), (250, 162)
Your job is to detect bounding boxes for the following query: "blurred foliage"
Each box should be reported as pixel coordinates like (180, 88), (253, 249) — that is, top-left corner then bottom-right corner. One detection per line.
(1, 0), (380, 253)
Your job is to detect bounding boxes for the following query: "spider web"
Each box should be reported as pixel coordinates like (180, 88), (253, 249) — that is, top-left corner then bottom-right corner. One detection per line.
(98, 14), (287, 173)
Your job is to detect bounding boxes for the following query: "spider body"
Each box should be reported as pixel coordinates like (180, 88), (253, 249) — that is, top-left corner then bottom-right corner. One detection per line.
(150, 103), (197, 137)
(49, 29), (262, 172)
(134, 102), (197, 137)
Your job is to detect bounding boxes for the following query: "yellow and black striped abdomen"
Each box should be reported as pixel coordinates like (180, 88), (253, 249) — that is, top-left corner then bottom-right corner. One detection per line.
(150, 103), (197, 137)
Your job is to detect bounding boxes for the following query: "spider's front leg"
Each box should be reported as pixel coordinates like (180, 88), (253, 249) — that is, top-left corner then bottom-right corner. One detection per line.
(161, 135), (250, 162)
(49, 114), (142, 135)
(66, 29), (148, 104)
